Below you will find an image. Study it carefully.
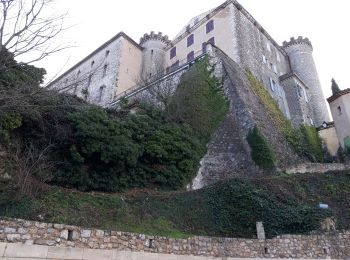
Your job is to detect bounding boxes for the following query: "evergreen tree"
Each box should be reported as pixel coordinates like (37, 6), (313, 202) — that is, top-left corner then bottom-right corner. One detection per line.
(331, 78), (341, 95)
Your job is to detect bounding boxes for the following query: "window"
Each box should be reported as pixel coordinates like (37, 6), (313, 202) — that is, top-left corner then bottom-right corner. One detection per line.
(102, 64), (108, 78)
(266, 42), (271, 52)
(206, 20), (214, 33)
(269, 78), (276, 92)
(273, 65), (278, 74)
(73, 83), (78, 95)
(207, 37), (215, 45)
(276, 52), (281, 62)
(77, 70), (81, 77)
(202, 42), (207, 53)
(338, 106), (342, 116)
(303, 87), (309, 102)
(151, 49), (154, 55)
(187, 51), (194, 62)
(99, 85), (105, 102)
(170, 60), (179, 72)
(170, 47), (176, 59)
(187, 34), (194, 47)
(91, 61), (95, 67)
(105, 50), (110, 57)
(296, 84), (303, 98)
(87, 74), (92, 87)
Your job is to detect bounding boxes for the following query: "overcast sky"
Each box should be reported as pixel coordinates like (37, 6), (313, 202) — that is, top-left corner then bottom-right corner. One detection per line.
(32, 0), (350, 100)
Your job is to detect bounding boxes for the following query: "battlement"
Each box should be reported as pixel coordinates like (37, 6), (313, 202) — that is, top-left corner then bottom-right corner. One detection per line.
(140, 31), (171, 45)
(283, 36), (313, 50)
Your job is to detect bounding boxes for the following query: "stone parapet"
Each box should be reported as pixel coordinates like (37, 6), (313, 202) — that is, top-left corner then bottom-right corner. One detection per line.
(139, 31), (170, 45)
(283, 36), (313, 50)
(1, 218), (350, 258)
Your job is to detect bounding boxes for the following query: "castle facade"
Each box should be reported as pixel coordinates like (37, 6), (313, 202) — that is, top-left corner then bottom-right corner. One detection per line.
(49, 0), (330, 127)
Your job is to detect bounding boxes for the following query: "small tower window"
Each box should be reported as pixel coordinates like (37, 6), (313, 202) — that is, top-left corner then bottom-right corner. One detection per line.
(87, 74), (92, 87)
(266, 42), (271, 52)
(91, 61), (95, 67)
(151, 49), (154, 55)
(269, 78), (276, 92)
(102, 64), (108, 78)
(296, 84), (303, 98)
(99, 85), (105, 102)
(73, 83), (78, 95)
(105, 50), (110, 57)
(337, 106), (342, 116)
(206, 20), (214, 34)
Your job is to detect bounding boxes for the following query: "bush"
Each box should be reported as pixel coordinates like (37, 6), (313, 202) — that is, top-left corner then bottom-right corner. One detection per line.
(52, 107), (204, 191)
(299, 125), (323, 162)
(246, 127), (276, 170)
(166, 57), (229, 140)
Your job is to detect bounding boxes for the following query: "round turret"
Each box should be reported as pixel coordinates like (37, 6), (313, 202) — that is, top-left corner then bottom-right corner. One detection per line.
(139, 31), (170, 81)
(283, 36), (330, 126)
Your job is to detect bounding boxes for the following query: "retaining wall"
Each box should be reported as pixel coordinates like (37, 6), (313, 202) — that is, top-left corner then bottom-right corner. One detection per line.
(1, 218), (350, 259)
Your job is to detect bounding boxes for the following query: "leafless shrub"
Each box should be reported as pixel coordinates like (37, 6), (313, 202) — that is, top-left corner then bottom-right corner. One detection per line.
(9, 142), (55, 198)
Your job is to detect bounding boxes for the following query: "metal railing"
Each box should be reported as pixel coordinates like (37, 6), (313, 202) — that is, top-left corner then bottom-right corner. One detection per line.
(109, 49), (208, 106)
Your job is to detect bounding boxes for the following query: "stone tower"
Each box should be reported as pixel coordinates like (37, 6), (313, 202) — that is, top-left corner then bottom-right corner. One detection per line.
(283, 37), (330, 126)
(139, 31), (170, 81)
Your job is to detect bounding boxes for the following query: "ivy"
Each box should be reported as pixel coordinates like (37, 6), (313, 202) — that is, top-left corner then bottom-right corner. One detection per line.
(246, 127), (276, 170)
(246, 70), (323, 162)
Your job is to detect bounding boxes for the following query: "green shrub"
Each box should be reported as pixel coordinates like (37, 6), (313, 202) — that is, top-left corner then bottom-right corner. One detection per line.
(0, 112), (22, 131)
(299, 125), (323, 162)
(52, 107), (203, 191)
(246, 127), (276, 170)
(166, 57), (229, 140)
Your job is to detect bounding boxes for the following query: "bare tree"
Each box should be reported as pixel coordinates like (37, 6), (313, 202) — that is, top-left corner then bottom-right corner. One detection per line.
(9, 142), (55, 198)
(0, 0), (67, 64)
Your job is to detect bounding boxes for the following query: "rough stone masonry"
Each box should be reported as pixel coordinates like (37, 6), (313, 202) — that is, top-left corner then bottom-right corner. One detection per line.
(1, 218), (350, 259)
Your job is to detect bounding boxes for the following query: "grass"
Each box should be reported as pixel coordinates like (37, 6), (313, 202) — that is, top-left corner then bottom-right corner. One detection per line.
(1, 171), (350, 239)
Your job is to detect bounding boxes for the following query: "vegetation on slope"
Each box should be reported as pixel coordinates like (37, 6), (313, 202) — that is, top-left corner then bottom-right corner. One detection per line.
(0, 53), (228, 193)
(247, 127), (276, 170)
(2, 171), (349, 239)
(246, 70), (323, 162)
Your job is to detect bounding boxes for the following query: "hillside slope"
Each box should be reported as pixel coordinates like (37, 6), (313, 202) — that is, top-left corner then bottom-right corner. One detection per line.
(1, 171), (349, 239)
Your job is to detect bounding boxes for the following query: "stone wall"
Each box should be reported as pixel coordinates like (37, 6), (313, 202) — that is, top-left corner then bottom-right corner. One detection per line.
(1, 218), (350, 259)
(285, 163), (350, 174)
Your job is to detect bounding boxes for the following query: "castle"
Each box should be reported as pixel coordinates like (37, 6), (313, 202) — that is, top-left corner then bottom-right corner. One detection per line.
(49, 0), (330, 128)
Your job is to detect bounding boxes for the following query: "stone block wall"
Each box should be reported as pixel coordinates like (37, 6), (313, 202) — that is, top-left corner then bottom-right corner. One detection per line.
(285, 163), (350, 174)
(1, 218), (350, 258)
